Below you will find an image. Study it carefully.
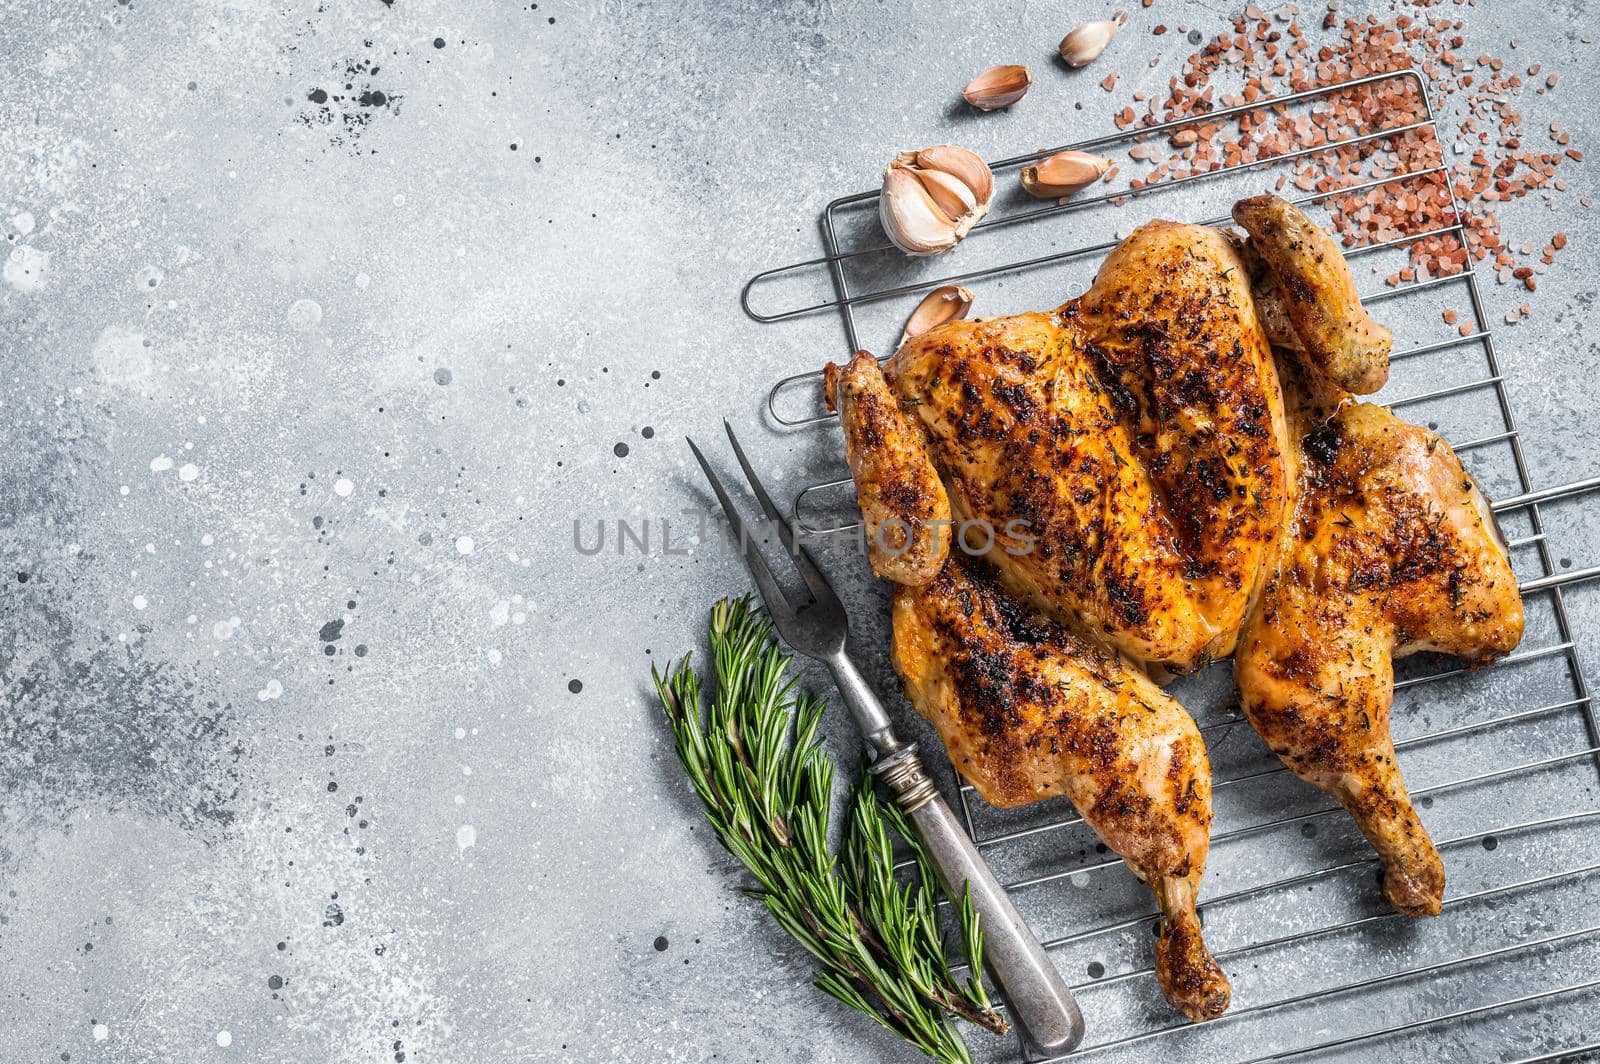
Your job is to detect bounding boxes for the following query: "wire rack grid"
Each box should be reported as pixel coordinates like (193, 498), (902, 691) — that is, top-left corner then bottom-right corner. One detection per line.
(742, 69), (1600, 1063)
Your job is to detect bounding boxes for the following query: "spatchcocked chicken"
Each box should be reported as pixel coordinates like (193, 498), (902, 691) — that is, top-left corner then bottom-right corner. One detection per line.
(823, 194), (1523, 1021)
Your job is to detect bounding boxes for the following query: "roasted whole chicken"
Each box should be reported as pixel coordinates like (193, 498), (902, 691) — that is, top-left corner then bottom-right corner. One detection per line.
(823, 194), (1524, 1021)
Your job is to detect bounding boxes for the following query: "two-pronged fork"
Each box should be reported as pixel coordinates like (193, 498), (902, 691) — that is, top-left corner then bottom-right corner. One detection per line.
(685, 421), (1086, 1057)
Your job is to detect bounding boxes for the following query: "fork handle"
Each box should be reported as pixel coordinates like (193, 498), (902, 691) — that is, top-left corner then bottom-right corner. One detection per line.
(875, 747), (1086, 1057)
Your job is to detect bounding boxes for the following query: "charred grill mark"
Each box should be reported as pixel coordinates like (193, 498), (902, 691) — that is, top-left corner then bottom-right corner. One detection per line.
(1006, 487), (1045, 528)
(879, 476), (931, 517)
(992, 380), (1040, 423)
(1089, 343), (1142, 421)
(1236, 398), (1268, 439)
(1174, 771), (1199, 816)
(960, 555), (1073, 649)
(1283, 270), (1315, 306)
(1092, 777), (1153, 821)
(1302, 421), (1344, 469)
(1277, 644), (1320, 681)
(854, 387), (891, 446)
(1103, 571), (1151, 627)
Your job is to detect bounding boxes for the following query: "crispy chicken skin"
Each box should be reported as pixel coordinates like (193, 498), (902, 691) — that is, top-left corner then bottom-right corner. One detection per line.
(1073, 221), (1291, 663)
(889, 309), (1208, 668)
(888, 221), (1287, 672)
(823, 351), (951, 585)
(892, 554), (1231, 1021)
(1234, 392), (1523, 915)
(1232, 195), (1393, 395)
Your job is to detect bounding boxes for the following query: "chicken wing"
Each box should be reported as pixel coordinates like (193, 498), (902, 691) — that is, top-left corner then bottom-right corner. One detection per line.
(824, 351), (952, 585)
(892, 553), (1231, 1021)
(1232, 194), (1392, 395)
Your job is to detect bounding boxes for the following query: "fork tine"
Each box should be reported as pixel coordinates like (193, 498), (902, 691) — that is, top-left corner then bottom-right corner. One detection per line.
(722, 420), (839, 604)
(722, 420), (801, 555)
(685, 436), (796, 624)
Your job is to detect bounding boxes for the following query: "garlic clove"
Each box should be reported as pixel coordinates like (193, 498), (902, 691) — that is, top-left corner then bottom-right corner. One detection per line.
(900, 285), (974, 346)
(879, 166), (960, 256)
(880, 146), (994, 255)
(911, 145), (995, 210)
(913, 167), (979, 222)
(1019, 150), (1113, 198)
(962, 64), (1032, 110)
(1059, 11), (1127, 67)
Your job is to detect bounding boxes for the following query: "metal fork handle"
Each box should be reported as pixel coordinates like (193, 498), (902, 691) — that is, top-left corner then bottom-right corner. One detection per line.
(827, 656), (1086, 1057)
(826, 652), (903, 758)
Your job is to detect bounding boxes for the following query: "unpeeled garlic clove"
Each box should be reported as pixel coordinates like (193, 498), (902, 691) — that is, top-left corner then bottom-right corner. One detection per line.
(913, 166), (978, 220)
(900, 285), (974, 346)
(880, 167), (960, 255)
(963, 64), (1031, 110)
(880, 146), (993, 256)
(1019, 150), (1113, 198)
(1059, 11), (1127, 67)
(908, 145), (994, 206)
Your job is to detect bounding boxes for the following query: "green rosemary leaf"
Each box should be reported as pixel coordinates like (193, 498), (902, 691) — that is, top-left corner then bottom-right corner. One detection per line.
(958, 883), (992, 1014)
(656, 597), (1008, 1061)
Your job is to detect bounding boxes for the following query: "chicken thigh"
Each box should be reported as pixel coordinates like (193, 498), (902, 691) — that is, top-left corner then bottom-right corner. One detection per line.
(893, 553), (1231, 1021)
(1233, 385), (1523, 915)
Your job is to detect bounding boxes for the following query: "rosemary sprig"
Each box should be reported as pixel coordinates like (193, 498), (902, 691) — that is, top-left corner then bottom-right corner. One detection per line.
(654, 597), (1009, 1063)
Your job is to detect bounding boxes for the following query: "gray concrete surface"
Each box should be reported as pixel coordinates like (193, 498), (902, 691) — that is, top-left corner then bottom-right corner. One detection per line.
(2, 0), (1598, 1061)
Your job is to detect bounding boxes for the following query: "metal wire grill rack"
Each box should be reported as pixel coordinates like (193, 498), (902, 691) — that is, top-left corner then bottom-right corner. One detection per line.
(742, 69), (1600, 1062)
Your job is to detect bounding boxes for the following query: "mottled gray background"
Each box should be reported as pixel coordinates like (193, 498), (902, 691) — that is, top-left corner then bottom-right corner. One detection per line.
(2, 1), (1598, 1062)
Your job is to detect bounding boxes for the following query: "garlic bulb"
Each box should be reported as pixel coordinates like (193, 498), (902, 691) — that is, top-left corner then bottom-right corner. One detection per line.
(1020, 150), (1113, 198)
(879, 146), (994, 256)
(963, 65), (1032, 110)
(1059, 11), (1127, 67)
(900, 285), (974, 346)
